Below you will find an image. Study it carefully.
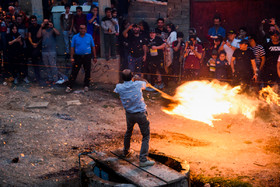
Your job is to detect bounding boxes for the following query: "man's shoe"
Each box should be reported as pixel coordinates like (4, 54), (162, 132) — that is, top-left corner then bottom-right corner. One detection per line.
(65, 87), (72, 93)
(139, 160), (155, 167)
(84, 86), (89, 92)
(122, 149), (134, 158)
(55, 79), (66, 84)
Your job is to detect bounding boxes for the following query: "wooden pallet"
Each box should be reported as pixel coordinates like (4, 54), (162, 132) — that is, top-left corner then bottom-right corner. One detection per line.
(87, 149), (188, 187)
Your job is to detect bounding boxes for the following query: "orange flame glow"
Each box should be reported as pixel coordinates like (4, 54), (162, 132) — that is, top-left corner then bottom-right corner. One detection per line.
(162, 81), (260, 127)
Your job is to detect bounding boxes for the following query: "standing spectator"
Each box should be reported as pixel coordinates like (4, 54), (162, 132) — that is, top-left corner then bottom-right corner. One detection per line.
(66, 24), (97, 93)
(0, 12), (8, 62)
(14, 0), (20, 14)
(114, 69), (155, 167)
(87, 5), (100, 56)
(5, 15), (13, 34)
(15, 14), (29, 83)
(248, 34), (266, 81)
(7, 24), (24, 84)
(207, 50), (218, 78)
(189, 28), (201, 43)
(112, 8), (119, 36)
(155, 18), (168, 40)
(37, 19), (60, 84)
(208, 15), (226, 39)
(146, 28), (166, 90)
(219, 30), (239, 66)
(122, 24), (147, 74)
(237, 27), (248, 40)
(101, 7), (117, 61)
(172, 31), (185, 82)
(165, 23), (177, 74)
(259, 18), (280, 44)
(183, 35), (203, 81)
(60, 4), (74, 58)
(139, 20), (149, 41)
(7, 6), (16, 22)
(231, 39), (257, 92)
(73, 6), (87, 34)
(16, 15), (27, 40)
(215, 50), (229, 80)
(263, 30), (280, 85)
(28, 15), (42, 83)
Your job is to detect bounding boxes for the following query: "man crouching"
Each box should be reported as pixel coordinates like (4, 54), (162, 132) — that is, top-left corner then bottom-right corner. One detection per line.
(114, 69), (155, 167)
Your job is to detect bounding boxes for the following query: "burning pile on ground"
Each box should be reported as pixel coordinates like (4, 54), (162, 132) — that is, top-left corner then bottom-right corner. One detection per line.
(162, 80), (280, 127)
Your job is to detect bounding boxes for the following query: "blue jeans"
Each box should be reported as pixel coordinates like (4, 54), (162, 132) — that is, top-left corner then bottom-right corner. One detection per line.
(128, 55), (143, 73)
(104, 33), (116, 59)
(63, 31), (72, 54)
(42, 52), (58, 82)
(124, 111), (150, 162)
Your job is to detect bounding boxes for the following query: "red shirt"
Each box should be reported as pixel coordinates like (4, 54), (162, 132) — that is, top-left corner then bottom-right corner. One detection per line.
(184, 43), (203, 70)
(74, 14), (87, 33)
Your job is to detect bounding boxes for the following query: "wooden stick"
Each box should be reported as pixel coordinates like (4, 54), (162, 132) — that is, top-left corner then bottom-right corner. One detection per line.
(147, 83), (177, 102)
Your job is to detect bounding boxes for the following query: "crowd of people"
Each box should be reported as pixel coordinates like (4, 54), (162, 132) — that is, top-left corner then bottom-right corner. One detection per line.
(0, 1), (101, 88)
(0, 0), (279, 94)
(118, 15), (280, 93)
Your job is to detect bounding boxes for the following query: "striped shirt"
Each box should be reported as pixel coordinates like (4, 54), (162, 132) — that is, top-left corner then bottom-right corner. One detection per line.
(249, 44), (265, 69)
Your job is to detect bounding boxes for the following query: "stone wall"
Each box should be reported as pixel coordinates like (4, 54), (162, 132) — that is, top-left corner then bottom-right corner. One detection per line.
(127, 0), (190, 39)
(127, 1), (168, 28)
(167, 0), (190, 39)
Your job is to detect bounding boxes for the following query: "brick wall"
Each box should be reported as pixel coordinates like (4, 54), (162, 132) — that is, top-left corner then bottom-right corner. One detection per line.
(167, 0), (190, 40)
(127, 0), (190, 40)
(127, 1), (168, 29)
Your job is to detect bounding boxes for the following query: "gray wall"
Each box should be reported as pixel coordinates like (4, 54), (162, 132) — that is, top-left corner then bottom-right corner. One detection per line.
(127, 0), (190, 40)
(167, 0), (190, 40)
(127, 1), (167, 29)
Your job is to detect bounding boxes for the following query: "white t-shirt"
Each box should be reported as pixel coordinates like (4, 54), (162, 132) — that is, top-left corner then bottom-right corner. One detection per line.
(223, 38), (240, 64)
(166, 31), (177, 46)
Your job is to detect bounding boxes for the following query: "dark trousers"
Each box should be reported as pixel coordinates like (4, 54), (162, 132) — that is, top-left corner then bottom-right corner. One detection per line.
(147, 58), (165, 85)
(8, 54), (26, 79)
(104, 33), (116, 59)
(124, 111), (150, 162)
(67, 54), (91, 88)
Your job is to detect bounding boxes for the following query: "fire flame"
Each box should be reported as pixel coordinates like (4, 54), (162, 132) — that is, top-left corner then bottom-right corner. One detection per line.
(162, 81), (279, 127)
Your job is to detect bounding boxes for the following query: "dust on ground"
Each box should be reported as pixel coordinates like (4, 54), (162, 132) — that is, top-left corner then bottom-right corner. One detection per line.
(0, 82), (280, 186)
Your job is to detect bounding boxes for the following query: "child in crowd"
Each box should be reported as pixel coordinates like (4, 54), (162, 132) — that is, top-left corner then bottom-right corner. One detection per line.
(215, 50), (229, 80)
(207, 50), (218, 78)
(112, 8), (119, 36)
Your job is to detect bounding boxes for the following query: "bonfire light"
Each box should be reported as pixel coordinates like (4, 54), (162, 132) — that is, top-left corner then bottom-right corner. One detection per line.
(162, 81), (262, 127)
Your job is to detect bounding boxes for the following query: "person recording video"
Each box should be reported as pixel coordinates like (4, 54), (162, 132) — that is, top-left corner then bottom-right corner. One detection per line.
(182, 35), (203, 81)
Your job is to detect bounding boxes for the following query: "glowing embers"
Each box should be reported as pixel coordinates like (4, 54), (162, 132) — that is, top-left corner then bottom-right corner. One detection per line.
(162, 81), (259, 127)
(259, 86), (280, 105)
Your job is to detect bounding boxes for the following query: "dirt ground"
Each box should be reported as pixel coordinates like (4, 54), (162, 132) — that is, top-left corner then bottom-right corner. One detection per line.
(0, 81), (280, 187)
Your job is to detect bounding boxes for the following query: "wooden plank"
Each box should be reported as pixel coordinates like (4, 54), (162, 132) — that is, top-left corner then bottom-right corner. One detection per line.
(88, 150), (187, 187)
(66, 100), (81, 106)
(26, 102), (49, 109)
